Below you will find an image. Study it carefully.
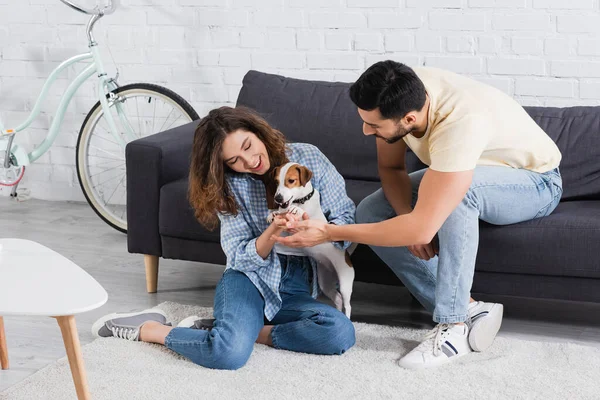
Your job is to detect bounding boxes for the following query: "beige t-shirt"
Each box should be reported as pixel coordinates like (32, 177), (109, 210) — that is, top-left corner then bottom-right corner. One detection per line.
(403, 67), (562, 173)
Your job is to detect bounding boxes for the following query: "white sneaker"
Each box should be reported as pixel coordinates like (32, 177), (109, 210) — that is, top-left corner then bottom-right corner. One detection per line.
(467, 301), (504, 352)
(398, 323), (472, 370)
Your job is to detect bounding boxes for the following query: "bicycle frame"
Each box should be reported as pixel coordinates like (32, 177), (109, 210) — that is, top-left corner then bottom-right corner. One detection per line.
(0, 14), (136, 167)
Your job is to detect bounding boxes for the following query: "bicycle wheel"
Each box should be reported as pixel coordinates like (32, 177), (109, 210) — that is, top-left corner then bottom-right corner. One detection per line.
(76, 83), (199, 233)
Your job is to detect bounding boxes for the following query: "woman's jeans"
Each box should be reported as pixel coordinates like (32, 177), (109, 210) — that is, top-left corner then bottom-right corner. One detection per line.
(356, 166), (563, 324)
(164, 254), (356, 370)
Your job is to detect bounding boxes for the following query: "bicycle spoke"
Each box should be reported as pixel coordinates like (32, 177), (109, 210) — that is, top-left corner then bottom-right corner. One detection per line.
(92, 171), (126, 189)
(88, 163), (125, 178)
(88, 160), (124, 171)
(90, 131), (120, 147)
(105, 174), (126, 205)
(152, 100), (157, 134)
(97, 120), (128, 144)
(86, 154), (123, 163)
(120, 201), (127, 219)
(90, 144), (124, 160)
(164, 114), (186, 132)
(158, 107), (176, 133)
(135, 97), (142, 137)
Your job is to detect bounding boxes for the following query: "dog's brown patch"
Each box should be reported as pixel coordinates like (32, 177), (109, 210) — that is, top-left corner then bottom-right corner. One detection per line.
(284, 167), (302, 188)
(284, 165), (313, 188)
(297, 165), (313, 186)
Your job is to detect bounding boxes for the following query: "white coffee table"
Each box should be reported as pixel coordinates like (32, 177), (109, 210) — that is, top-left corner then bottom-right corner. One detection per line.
(0, 238), (108, 400)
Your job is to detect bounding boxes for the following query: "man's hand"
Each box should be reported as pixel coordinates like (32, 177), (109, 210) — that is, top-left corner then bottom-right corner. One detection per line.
(271, 217), (329, 248)
(408, 236), (439, 260)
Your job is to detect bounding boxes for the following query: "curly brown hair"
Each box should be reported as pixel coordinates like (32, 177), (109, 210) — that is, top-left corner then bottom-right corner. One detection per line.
(188, 106), (289, 229)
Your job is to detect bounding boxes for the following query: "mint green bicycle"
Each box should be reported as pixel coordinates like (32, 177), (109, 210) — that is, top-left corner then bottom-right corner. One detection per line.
(0, 0), (199, 233)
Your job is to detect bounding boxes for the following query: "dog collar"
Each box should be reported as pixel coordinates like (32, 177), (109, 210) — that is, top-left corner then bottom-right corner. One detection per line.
(292, 188), (315, 205)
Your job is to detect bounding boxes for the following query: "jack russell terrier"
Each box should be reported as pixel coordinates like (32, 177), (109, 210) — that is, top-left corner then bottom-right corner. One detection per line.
(267, 162), (355, 318)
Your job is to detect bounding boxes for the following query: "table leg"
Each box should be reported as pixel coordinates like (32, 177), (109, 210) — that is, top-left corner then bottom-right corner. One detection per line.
(55, 316), (90, 400)
(0, 316), (8, 370)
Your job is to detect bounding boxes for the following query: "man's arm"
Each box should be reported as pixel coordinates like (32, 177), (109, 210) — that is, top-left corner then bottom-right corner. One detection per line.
(275, 169), (473, 248)
(328, 169), (473, 246)
(378, 138), (439, 260)
(377, 138), (413, 216)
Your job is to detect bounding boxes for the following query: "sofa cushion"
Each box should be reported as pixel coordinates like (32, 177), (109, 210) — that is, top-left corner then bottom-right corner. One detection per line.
(525, 106), (600, 201)
(476, 201), (600, 279)
(159, 178), (220, 243)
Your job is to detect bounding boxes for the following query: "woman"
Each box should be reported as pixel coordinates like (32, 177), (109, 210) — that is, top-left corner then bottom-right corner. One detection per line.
(92, 106), (356, 370)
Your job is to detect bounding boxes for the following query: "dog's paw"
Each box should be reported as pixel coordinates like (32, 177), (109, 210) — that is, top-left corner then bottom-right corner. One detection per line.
(266, 211), (279, 224)
(287, 205), (305, 217)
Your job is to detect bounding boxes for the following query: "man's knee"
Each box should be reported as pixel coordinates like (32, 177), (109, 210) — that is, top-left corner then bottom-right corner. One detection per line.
(356, 189), (391, 224)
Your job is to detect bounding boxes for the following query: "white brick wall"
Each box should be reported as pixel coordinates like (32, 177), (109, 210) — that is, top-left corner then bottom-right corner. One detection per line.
(0, 0), (599, 201)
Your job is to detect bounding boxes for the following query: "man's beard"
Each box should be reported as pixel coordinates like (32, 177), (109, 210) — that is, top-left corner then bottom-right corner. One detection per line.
(377, 126), (413, 144)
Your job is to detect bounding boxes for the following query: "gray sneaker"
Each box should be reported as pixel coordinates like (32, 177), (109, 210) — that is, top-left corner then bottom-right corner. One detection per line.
(91, 308), (169, 341)
(467, 301), (504, 352)
(177, 316), (215, 330)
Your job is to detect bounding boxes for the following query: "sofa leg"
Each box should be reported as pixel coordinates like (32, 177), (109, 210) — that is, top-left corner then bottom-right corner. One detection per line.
(144, 255), (159, 293)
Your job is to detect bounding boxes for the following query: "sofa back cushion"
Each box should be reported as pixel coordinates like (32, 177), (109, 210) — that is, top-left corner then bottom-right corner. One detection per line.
(525, 106), (600, 200)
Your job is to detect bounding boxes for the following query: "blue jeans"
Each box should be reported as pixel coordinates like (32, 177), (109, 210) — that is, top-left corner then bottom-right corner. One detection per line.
(164, 254), (355, 370)
(356, 166), (563, 324)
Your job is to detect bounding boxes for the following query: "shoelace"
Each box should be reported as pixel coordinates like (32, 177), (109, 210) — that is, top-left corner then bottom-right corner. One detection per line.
(418, 323), (451, 357)
(110, 325), (140, 341)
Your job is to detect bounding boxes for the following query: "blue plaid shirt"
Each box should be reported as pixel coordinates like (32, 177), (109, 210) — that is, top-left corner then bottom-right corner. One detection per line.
(217, 143), (356, 321)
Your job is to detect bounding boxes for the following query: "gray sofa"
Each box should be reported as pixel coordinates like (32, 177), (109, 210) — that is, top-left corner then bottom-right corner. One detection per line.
(126, 70), (600, 304)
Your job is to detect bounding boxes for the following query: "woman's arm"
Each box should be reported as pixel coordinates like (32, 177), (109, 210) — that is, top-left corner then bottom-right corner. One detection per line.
(255, 216), (287, 259)
(219, 211), (285, 273)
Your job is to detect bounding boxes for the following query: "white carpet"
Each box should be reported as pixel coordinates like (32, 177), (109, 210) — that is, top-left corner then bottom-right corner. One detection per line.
(2, 301), (599, 400)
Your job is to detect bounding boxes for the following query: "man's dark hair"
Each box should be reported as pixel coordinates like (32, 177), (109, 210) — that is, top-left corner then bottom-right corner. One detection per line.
(349, 60), (427, 120)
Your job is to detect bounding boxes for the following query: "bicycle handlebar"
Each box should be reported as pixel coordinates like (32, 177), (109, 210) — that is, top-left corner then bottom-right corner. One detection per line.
(59, 0), (119, 16)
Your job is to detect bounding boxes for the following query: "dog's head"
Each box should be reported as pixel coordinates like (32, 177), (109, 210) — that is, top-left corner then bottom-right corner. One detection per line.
(272, 162), (313, 210)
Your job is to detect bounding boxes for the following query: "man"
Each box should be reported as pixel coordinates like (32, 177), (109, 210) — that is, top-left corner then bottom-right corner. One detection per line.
(273, 61), (563, 370)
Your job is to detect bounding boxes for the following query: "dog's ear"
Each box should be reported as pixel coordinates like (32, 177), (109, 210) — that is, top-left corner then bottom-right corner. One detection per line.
(297, 166), (313, 186)
(271, 166), (281, 183)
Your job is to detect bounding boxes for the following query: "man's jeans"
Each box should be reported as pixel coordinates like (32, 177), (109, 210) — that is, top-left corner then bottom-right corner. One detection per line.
(356, 166), (563, 324)
(164, 254), (355, 370)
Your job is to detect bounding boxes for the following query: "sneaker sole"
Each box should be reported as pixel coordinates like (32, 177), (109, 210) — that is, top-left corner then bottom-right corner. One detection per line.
(398, 351), (470, 370)
(91, 308), (168, 338)
(177, 315), (199, 328)
(468, 304), (504, 352)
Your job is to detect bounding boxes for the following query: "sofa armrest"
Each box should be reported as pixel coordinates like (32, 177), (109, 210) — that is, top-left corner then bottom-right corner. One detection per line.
(126, 120), (198, 256)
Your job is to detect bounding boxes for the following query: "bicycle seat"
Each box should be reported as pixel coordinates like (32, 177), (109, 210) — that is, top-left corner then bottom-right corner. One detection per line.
(59, 0), (118, 16)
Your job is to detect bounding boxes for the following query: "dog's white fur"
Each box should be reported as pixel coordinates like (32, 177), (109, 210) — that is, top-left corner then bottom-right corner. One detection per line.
(267, 162), (355, 318)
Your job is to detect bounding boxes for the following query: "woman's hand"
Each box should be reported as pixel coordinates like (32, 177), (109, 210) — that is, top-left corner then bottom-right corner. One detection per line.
(270, 211), (308, 233)
(271, 214), (289, 233)
(257, 212), (305, 259)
